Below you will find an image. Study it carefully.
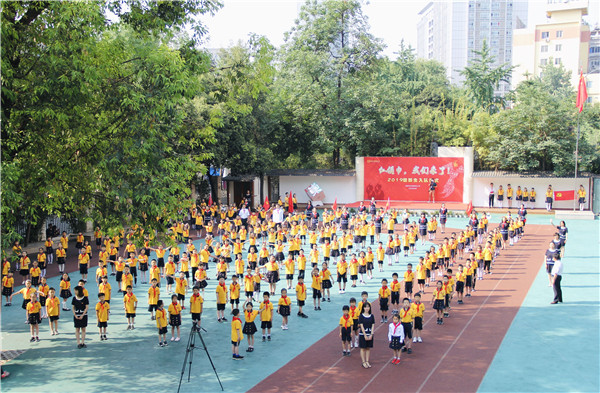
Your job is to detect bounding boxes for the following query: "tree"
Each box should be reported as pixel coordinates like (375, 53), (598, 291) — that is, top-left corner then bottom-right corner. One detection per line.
(1, 1), (221, 250)
(460, 40), (515, 112)
(276, 0), (384, 167)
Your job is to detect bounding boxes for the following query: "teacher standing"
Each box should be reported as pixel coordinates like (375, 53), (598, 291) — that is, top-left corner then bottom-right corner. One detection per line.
(358, 302), (374, 368)
(428, 178), (437, 203)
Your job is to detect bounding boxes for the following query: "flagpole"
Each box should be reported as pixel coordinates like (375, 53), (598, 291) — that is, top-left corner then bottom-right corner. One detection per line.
(574, 111), (580, 211)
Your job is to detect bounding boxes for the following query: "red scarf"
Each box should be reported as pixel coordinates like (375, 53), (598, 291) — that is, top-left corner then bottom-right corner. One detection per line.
(219, 283), (226, 290)
(381, 286), (388, 291)
(263, 300), (270, 305)
(402, 307), (410, 319)
(98, 301), (106, 312)
(233, 316), (241, 323)
(342, 314), (351, 328)
(298, 284), (305, 293)
(393, 321), (402, 333)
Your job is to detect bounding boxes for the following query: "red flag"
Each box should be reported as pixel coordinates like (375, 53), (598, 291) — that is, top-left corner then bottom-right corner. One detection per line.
(263, 196), (270, 210)
(385, 197), (390, 211)
(554, 190), (575, 201)
(208, 193), (213, 206)
(288, 192), (294, 213)
(576, 71), (588, 113)
(332, 198), (337, 212)
(466, 201), (473, 216)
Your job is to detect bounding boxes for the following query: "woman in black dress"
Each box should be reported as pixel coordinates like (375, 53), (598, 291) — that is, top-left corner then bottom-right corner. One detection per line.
(358, 302), (375, 368)
(72, 286), (89, 348)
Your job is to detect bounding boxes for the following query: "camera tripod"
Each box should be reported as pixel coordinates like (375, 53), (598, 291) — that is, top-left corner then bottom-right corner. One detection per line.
(177, 325), (224, 393)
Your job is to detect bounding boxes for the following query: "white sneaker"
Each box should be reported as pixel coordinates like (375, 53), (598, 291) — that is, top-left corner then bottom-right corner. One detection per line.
(175, 337), (180, 342)
(170, 337), (175, 341)
(418, 337), (422, 343)
(413, 337), (417, 343)
(281, 325), (285, 329)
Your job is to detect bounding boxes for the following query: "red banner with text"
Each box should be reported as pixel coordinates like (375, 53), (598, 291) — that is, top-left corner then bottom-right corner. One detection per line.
(364, 157), (464, 202)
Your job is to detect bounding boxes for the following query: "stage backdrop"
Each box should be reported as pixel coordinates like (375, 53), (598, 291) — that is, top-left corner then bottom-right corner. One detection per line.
(364, 157), (464, 202)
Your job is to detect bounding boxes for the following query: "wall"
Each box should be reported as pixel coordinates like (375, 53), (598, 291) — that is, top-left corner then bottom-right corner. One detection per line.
(279, 176), (357, 204)
(472, 177), (592, 210)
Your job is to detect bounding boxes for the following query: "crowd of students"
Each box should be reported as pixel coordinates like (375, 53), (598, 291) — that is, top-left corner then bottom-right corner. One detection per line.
(1, 198), (541, 366)
(486, 183), (587, 212)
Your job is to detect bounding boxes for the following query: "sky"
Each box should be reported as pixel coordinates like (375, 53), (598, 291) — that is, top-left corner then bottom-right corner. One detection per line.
(200, 0), (599, 58)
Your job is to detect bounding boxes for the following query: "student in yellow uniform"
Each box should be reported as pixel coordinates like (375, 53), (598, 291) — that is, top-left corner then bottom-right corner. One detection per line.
(26, 293), (42, 342)
(216, 277), (228, 322)
(578, 185), (587, 211)
(378, 279), (391, 323)
(390, 273), (401, 311)
(147, 278), (160, 320)
(259, 291), (274, 341)
(30, 261), (41, 287)
(231, 308), (244, 359)
(243, 301), (259, 352)
(230, 275), (241, 312)
(156, 300), (169, 347)
(190, 286), (204, 330)
(175, 272), (188, 309)
(96, 292), (110, 341)
(168, 295), (182, 341)
(410, 293), (425, 343)
(278, 288), (292, 330)
(404, 264), (415, 300)
(340, 305), (353, 356)
(295, 277), (308, 318)
(46, 287), (60, 335)
(123, 285), (137, 330)
(400, 298), (414, 354)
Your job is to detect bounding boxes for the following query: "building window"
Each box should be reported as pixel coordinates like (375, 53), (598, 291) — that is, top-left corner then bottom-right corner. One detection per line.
(554, 58), (561, 65)
(556, 30), (563, 38)
(541, 45), (548, 52)
(555, 44), (562, 51)
(587, 81), (592, 88)
(540, 59), (548, 65)
(541, 31), (549, 39)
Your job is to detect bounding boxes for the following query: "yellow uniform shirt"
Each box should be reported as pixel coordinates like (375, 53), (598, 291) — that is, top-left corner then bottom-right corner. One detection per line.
(244, 309), (259, 323)
(168, 303), (182, 316)
(95, 301), (110, 322)
(27, 301), (42, 314)
(123, 293), (137, 313)
(190, 293), (203, 313)
(46, 297), (60, 316)
(404, 271), (414, 283)
(230, 282), (240, 300)
(231, 317), (244, 342)
(216, 284), (228, 304)
(296, 283), (307, 301)
(148, 286), (160, 305)
(311, 275), (322, 290)
(411, 302), (425, 318)
(390, 280), (401, 293)
(379, 287), (391, 299)
(400, 307), (414, 323)
(156, 308), (168, 328)
(340, 315), (353, 329)
(175, 278), (187, 295)
(99, 282), (111, 301)
(121, 273), (133, 292)
(260, 300), (273, 321)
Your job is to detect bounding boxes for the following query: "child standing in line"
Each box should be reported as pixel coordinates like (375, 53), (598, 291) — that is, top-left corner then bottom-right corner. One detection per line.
(336, 255), (348, 294)
(455, 265), (465, 304)
(378, 279), (391, 323)
(243, 301), (259, 352)
(30, 261), (41, 287)
(388, 313), (405, 364)
(311, 268), (322, 311)
(230, 275), (241, 312)
(416, 258), (427, 294)
(278, 288), (292, 330)
(321, 262), (332, 302)
(38, 277), (49, 318)
(464, 259), (473, 298)
(168, 295), (182, 342)
(410, 293), (425, 343)
(284, 254), (295, 290)
(2, 271), (14, 306)
(47, 288), (60, 335)
(376, 242), (385, 272)
(390, 273), (401, 312)
(95, 293), (110, 341)
(404, 264), (414, 300)
(253, 267), (264, 302)
(400, 298), (414, 354)
(443, 273), (454, 318)
(59, 273), (72, 311)
(231, 309), (244, 360)
(349, 254), (359, 288)
(432, 281), (445, 325)
(295, 277), (308, 318)
(348, 297), (360, 348)
(244, 268), (254, 303)
(216, 277), (228, 322)
(26, 293), (42, 342)
(156, 300), (168, 347)
(365, 247), (375, 280)
(339, 305), (353, 357)
(164, 256), (177, 294)
(190, 286), (203, 330)
(175, 272), (188, 310)
(259, 292), (273, 342)
(148, 278), (160, 320)
(123, 285), (137, 330)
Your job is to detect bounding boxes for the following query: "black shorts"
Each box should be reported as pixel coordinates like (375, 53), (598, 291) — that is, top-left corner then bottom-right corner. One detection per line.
(230, 298), (239, 305)
(159, 326), (168, 335)
(79, 264), (88, 274)
(297, 300), (305, 307)
(456, 281), (464, 294)
(341, 326), (352, 342)
(217, 303), (226, 311)
(402, 322), (412, 339)
(166, 276), (174, 285)
(177, 293), (185, 301)
(414, 316), (423, 330)
(157, 258), (165, 267)
(312, 288), (321, 299)
(444, 294), (450, 308)
(32, 276), (40, 286)
(465, 275), (473, 287)
(49, 315), (59, 322)
(350, 274), (358, 281)
(231, 340), (240, 347)
(286, 274), (294, 280)
(148, 304), (158, 312)
(417, 279), (425, 285)
(261, 320), (272, 329)
(191, 313), (201, 321)
(380, 297), (389, 311)
(391, 292), (400, 305)
(404, 282), (413, 294)
(97, 321), (108, 328)
(337, 273), (347, 283)
(126, 313), (136, 318)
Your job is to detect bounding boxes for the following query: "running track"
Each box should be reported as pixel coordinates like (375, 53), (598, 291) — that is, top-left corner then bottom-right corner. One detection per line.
(249, 224), (555, 393)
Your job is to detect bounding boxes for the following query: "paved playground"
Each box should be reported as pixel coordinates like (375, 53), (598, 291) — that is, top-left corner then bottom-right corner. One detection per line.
(1, 214), (598, 393)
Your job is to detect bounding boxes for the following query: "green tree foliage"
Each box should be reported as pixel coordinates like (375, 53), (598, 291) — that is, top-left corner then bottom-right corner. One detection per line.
(1, 0), (221, 250)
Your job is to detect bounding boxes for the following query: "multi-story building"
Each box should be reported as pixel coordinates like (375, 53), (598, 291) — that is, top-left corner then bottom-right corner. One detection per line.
(417, 0), (527, 95)
(512, 0), (599, 104)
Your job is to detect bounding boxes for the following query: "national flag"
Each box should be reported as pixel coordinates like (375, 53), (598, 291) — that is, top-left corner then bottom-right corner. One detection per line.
(288, 192), (294, 213)
(554, 190), (575, 201)
(576, 71), (588, 113)
(332, 198), (337, 212)
(385, 197), (390, 211)
(263, 196), (270, 210)
(208, 193), (213, 206)
(466, 201), (473, 216)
